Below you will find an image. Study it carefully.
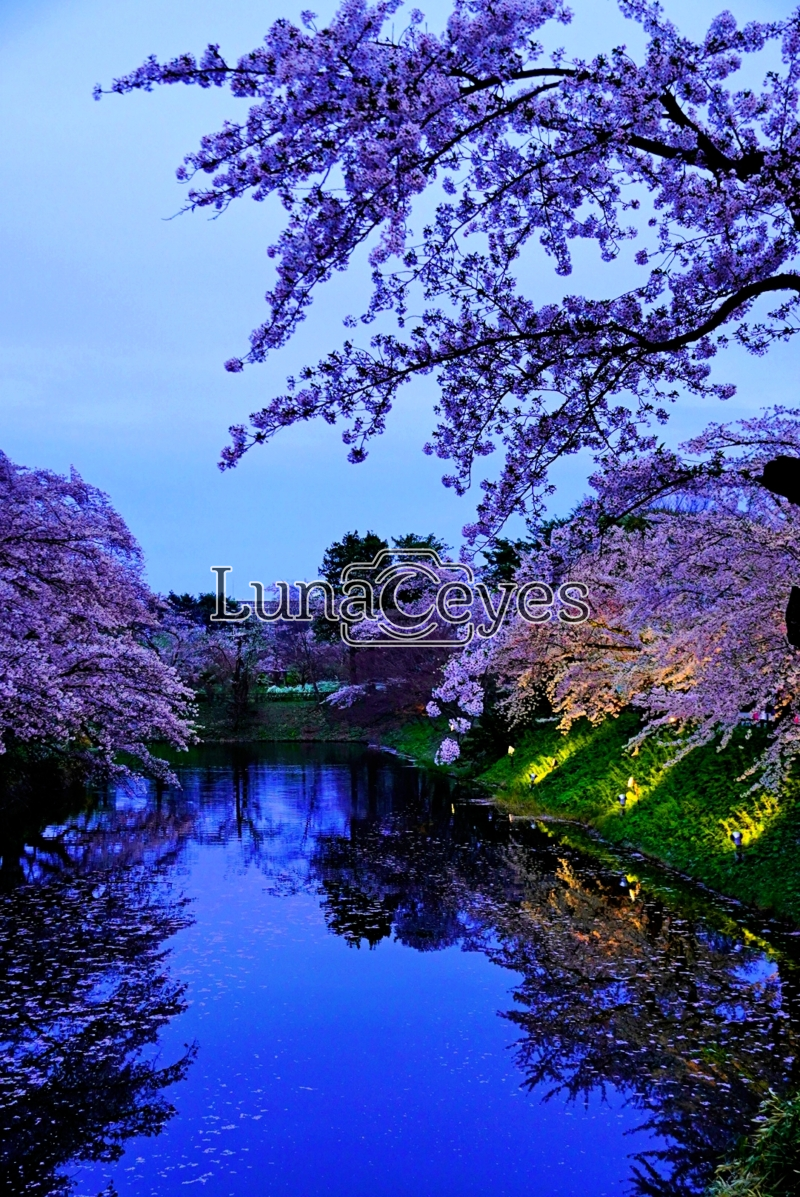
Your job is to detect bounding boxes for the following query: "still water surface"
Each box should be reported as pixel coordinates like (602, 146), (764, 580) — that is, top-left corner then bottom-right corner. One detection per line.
(2, 744), (800, 1197)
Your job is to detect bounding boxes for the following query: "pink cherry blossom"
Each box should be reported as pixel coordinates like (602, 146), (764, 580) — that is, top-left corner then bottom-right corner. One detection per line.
(435, 736), (462, 764)
(446, 408), (800, 788)
(0, 453), (195, 780)
(102, 1), (800, 541)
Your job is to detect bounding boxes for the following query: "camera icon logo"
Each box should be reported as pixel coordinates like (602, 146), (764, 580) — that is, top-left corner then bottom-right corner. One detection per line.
(339, 549), (476, 647)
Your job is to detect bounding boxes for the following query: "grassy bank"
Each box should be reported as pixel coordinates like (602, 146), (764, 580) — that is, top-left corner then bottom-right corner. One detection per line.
(472, 710), (800, 923)
(708, 1088), (800, 1196)
(197, 698), (374, 742)
(195, 695), (427, 745)
(382, 717), (454, 766)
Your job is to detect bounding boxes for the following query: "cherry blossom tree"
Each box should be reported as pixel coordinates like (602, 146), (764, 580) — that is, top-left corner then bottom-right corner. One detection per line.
(0, 453), (194, 780)
(102, 0), (800, 540)
(435, 409), (800, 787)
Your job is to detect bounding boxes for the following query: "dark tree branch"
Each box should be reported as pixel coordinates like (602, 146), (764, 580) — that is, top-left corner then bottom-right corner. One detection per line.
(621, 273), (800, 352)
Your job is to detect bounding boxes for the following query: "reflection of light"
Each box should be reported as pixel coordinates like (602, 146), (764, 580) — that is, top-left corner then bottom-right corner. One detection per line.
(620, 873), (640, 900)
(741, 926), (775, 956)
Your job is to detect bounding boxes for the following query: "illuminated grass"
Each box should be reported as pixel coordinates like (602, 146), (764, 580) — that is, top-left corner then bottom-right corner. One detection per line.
(480, 712), (800, 923)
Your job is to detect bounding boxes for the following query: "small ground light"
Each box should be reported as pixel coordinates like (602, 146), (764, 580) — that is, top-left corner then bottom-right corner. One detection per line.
(731, 830), (743, 848)
(529, 771), (537, 786)
(508, 745), (515, 755)
(619, 875), (629, 889)
(627, 776), (635, 789)
(618, 792), (627, 811)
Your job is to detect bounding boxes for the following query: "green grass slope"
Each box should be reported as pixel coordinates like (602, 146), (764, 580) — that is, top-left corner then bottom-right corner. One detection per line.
(479, 711), (800, 922)
(197, 698), (375, 742)
(382, 717), (453, 768)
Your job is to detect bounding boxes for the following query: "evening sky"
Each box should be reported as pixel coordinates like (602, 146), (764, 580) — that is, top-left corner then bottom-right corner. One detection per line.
(0, 0), (793, 591)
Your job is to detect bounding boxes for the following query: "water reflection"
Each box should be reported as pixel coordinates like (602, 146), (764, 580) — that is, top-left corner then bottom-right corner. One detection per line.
(1, 744), (799, 1196)
(310, 804), (800, 1194)
(491, 849), (796, 1196)
(0, 857), (194, 1195)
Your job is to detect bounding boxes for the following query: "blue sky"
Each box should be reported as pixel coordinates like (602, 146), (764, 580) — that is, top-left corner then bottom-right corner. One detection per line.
(0, 0), (794, 592)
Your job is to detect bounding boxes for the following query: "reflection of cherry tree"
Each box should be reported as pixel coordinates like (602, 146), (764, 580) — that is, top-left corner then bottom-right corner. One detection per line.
(315, 825), (469, 950)
(310, 807), (800, 1195)
(488, 844), (797, 1196)
(169, 750), (369, 896)
(0, 865), (195, 1195)
(0, 799), (197, 892)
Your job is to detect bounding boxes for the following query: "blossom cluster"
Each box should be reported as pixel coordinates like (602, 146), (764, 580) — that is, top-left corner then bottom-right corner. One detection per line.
(433, 408), (800, 788)
(0, 454), (194, 779)
(104, 1), (800, 539)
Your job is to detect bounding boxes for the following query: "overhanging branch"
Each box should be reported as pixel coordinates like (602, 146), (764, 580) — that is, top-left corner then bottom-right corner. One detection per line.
(621, 273), (800, 352)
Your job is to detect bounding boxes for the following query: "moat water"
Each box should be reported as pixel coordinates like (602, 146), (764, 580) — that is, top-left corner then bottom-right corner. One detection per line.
(2, 744), (799, 1196)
